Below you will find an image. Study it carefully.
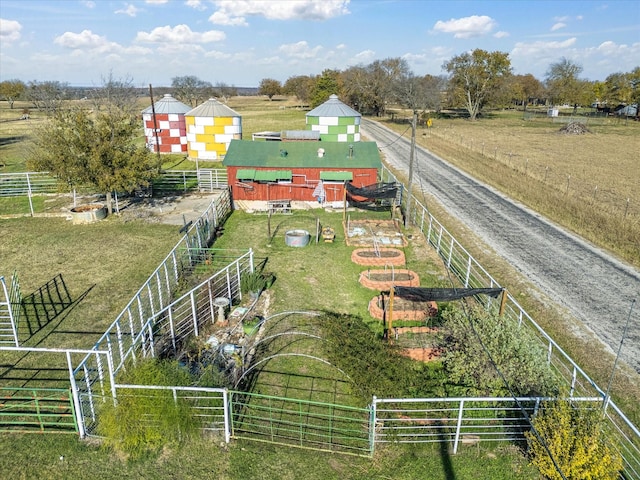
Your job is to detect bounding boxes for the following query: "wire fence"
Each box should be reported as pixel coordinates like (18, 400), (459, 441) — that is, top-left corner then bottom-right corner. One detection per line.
(1, 163), (638, 476)
(0, 169), (228, 215)
(424, 126), (638, 220)
(380, 164), (640, 478)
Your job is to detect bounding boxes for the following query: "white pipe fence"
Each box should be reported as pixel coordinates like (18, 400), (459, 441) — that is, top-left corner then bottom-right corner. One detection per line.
(1, 164), (638, 477)
(380, 164), (639, 478)
(111, 384), (230, 442)
(0, 169), (228, 201)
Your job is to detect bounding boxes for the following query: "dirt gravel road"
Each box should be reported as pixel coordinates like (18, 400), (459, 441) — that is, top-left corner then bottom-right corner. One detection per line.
(362, 119), (640, 373)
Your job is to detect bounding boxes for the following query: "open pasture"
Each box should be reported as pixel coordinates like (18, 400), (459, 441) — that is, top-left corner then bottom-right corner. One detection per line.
(382, 108), (640, 267)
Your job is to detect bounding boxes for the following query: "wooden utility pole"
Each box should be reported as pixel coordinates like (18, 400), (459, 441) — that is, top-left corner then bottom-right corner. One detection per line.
(404, 111), (417, 228)
(148, 84), (162, 171)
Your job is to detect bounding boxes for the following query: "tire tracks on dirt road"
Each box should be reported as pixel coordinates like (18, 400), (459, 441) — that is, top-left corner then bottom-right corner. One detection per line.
(362, 118), (640, 373)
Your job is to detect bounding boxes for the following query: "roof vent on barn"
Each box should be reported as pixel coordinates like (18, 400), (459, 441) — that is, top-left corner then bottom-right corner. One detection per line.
(306, 94), (361, 143)
(317, 148), (325, 158)
(185, 98), (242, 161)
(141, 94), (191, 154)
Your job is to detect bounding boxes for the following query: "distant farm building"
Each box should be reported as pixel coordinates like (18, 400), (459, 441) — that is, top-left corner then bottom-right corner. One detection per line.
(306, 94), (361, 142)
(141, 94), (190, 154)
(185, 98), (242, 160)
(251, 130), (321, 142)
(223, 140), (380, 203)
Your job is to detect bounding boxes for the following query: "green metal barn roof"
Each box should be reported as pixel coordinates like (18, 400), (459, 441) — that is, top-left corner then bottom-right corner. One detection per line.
(223, 140), (381, 169)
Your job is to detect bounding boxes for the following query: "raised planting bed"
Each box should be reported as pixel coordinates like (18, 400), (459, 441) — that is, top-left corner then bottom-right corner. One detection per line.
(398, 348), (442, 362)
(351, 248), (405, 266)
(358, 269), (420, 290)
(344, 218), (407, 247)
(368, 295), (438, 321)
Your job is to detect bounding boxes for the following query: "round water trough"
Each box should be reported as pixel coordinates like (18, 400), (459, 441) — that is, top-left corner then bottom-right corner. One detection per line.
(70, 204), (107, 224)
(285, 229), (310, 247)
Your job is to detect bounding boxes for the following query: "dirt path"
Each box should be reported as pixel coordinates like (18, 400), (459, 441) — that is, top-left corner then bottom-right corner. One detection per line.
(362, 119), (640, 374)
(118, 193), (222, 226)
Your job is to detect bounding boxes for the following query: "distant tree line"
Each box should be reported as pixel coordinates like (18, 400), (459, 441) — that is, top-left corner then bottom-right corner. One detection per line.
(1, 52), (638, 120)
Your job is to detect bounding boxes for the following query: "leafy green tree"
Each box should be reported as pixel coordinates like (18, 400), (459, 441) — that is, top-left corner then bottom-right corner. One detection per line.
(438, 306), (559, 397)
(545, 58), (591, 112)
(444, 49), (512, 120)
(309, 69), (344, 107)
(509, 74), (545, 110)
(0, 79), (26, 109)
(27, 77), (156, 214)
(603, 71), (635, 105)
(341, 58), (411, 116)
(526, 398), (623, 480)
(282, 75), (314, 103)
(258, 78), (282, 100)
(171, 75), (212, 107)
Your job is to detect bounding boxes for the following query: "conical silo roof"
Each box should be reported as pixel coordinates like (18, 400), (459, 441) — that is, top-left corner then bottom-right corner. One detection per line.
(185, 98), (240, 117)
(307, 94), (361, 117)
(141, 94), (191, 115)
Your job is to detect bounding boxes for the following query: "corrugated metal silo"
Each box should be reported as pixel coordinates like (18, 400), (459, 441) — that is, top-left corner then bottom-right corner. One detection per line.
(306, 94), (361, 142)
(185, 98), (242, 160)
(141, 94), (191, 154)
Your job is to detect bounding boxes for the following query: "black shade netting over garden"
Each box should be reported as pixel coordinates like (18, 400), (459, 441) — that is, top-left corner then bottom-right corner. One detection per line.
(391, 287), (504, 302)
(346, 182), (398, 199)
(346, 182), (398, 211)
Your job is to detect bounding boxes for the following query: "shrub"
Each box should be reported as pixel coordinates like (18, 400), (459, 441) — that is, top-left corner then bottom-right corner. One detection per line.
(438, 305), (560, 397)
(98, 358), (199, 459)
(526, 398), (623, 479)
(240, 270), (274, 294)
(319, 312), (447, 401)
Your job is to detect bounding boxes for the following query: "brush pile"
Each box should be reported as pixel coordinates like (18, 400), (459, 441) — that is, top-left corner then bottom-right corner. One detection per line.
(559, 121), (590, 135)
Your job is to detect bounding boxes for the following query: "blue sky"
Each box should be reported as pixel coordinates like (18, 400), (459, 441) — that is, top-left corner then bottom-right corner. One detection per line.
(1, 0), (638, 88)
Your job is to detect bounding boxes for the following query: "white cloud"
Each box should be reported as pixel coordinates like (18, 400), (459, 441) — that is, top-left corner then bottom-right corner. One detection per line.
(432, 15), (497, 38)
(81, 1), (96, 8)
(53, 30), (152, 61)
(209, 0), (350, 25)
(494, 31), (509, 38)
(186, 0), (206, 11)
(55, 30), (109, 49)
(0, 18), (22, 43)
(593, 40), (640, 58)
(512, 37), (577, 58)
(115, 4), (140, 17)
(209, 11), (248, 26)
(336, 43), (346, 50)
(402, 52), (427, 64)
(146, 0), (169, 4)
(279, 41), (323, 59)
(135, 25), (225, 44)
(353, 49), (375, 62)
(551, 22), (566, 31)
(203, 49), (233, 60)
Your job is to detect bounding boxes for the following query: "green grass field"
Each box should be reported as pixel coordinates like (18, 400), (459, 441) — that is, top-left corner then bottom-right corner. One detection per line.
(2, 96), (637, 478)
(0, 210), (540, 479)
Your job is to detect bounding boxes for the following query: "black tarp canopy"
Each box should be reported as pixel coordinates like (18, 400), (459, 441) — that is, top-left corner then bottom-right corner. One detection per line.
(346, 182), (398, 199)
(389, 287), (504, 302)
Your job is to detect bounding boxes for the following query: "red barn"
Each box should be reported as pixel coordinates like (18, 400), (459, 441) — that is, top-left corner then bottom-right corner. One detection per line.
(222, 140), (381, 204)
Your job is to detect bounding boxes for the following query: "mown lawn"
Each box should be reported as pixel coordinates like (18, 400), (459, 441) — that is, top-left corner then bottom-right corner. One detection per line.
(0, 432), (539, 480)
(0, 206), (541, 479)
